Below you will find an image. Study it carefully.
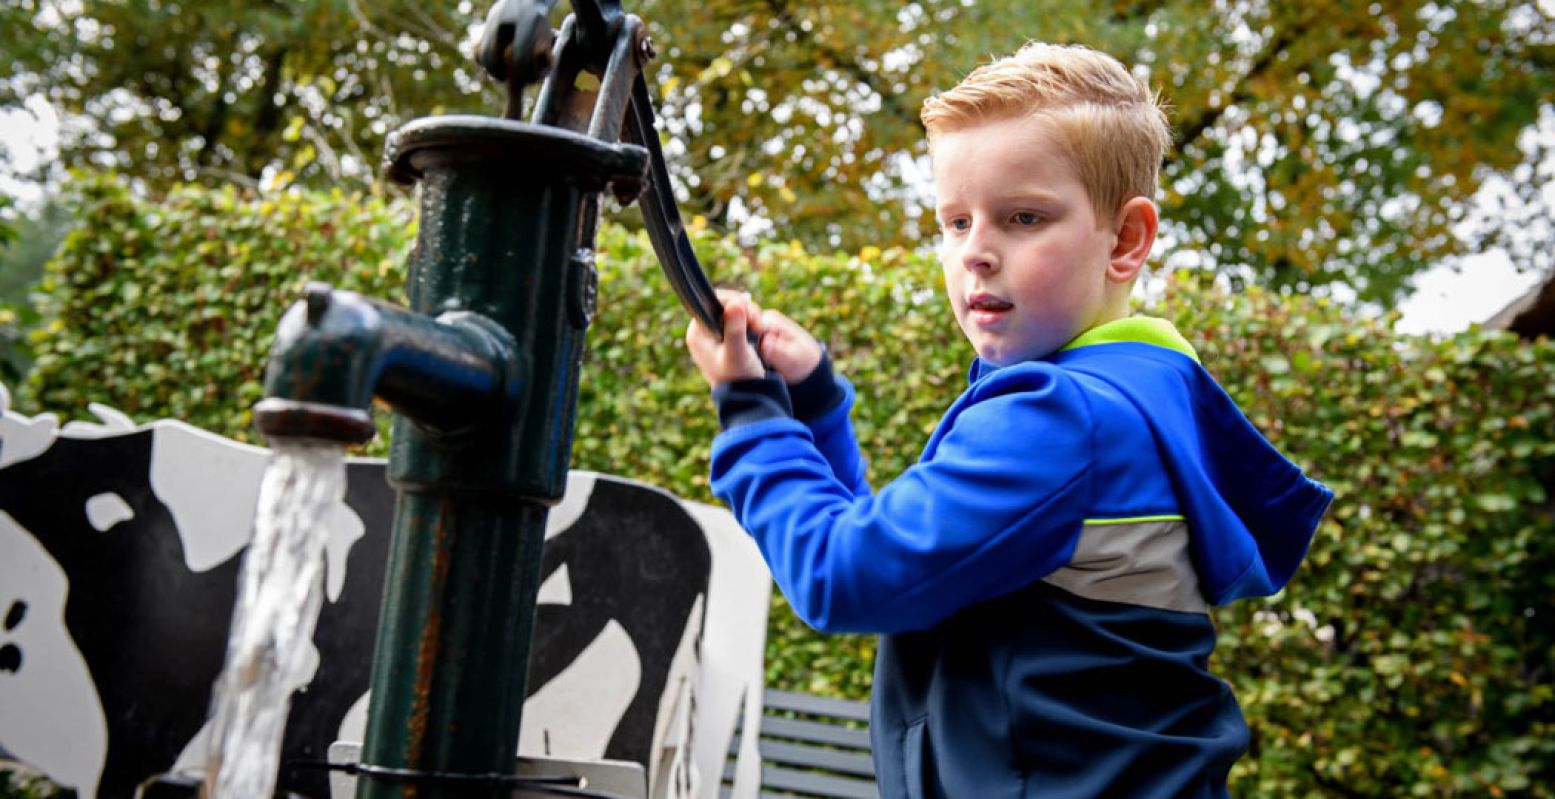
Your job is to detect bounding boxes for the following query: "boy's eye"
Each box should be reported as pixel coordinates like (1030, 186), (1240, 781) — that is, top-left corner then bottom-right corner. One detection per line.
(944, 217), (971, 232)
(1011, 211), (1040, 226)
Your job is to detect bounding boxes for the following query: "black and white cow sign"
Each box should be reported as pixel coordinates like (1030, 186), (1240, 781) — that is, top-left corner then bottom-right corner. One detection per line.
(0, 383), (769, 799)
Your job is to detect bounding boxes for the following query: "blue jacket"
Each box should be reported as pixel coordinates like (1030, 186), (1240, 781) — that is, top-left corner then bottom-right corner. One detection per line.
(709, 317), (1333, 798)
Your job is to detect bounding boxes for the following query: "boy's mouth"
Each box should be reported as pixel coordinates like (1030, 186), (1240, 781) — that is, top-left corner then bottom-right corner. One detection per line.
(967, 294), (1014, 313)
(966, 293), (1013, 327)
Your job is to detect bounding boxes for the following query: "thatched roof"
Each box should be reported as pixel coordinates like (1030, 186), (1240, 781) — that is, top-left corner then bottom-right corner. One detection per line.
(1485, 274), (1555, 340)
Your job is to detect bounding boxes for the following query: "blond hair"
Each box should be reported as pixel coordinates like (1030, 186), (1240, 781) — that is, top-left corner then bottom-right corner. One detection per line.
(921, 42), (1172, 222)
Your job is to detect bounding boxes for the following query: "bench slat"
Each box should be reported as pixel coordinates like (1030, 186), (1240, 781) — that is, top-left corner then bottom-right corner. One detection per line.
(758, 765), (879, 799)
(760, 716), (872, 750)
(758, 740), (875, 778)
(728, 719), (871, 755)
(762, 689), (871, 722)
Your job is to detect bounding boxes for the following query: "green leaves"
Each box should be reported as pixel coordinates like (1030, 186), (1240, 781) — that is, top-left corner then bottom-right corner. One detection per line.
(7, 1), (1552, 303)
(19, 174), (412, 449)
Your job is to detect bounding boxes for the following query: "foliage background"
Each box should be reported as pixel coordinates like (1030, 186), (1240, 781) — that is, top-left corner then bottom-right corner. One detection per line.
(8, 177), (1554, 795)
(3, 0), (1552, 303)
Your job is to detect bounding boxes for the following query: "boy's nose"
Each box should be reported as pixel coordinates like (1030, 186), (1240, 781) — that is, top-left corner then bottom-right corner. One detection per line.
(961, 230), (999, 272)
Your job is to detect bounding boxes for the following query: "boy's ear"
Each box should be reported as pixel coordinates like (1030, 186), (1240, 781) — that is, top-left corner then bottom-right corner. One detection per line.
(1107, 197), (1158, 284)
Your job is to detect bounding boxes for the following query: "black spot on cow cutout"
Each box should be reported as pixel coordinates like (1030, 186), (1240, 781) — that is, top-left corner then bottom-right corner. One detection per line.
(273, 473), (715, 797)
(0, 431), (238, 799)
(530, 478), (712, 768)
(0, 599), (23, 674)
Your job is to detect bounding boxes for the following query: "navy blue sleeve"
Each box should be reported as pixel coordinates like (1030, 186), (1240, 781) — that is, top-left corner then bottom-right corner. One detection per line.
(787, 350), (846, 421)
(710, 365), (1093, 634)
(711, 373), (792, 429)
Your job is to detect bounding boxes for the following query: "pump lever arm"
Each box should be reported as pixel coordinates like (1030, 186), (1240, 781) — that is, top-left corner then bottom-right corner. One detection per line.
(553, 0), (728, 341)
(623, 74), (729, 341)
(481, 0), (734, 341)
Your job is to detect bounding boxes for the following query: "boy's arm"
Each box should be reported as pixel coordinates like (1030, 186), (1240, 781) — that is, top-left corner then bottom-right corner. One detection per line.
(755, 307), (870, 495)
(779, 351), (871, 496)
(710, 366), (1093, 635)
(693, 299), (870, 495)
(707, 350), (870, 496)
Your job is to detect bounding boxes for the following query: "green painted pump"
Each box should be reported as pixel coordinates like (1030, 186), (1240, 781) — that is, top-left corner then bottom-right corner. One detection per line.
(252, 0), (733, 795)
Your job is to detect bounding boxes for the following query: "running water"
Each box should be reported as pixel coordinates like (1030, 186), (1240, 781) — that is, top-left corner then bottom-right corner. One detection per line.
(204, 441), (347, 798)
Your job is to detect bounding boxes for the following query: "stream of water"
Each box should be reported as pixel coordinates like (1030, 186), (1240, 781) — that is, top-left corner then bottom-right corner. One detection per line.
(203, 440), (347, 799)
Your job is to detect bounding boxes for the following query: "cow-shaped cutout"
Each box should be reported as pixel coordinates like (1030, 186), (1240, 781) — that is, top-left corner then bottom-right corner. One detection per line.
(0, 384), (769, 799)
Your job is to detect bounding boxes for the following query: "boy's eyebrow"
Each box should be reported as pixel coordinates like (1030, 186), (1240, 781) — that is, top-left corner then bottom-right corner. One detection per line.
(990, 188), (1067, 205)
(937, 189), (1067, 210)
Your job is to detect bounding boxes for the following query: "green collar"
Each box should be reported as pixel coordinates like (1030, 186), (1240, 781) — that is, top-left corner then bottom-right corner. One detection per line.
(1060, 316), (1200, 362)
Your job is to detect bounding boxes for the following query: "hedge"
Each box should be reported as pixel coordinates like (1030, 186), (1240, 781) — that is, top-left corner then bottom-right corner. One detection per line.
(15, 174), (1555, 796)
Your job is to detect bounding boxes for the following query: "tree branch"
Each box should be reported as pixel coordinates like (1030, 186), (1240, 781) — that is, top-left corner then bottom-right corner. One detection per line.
(1109, 0), (1171, 26)
(759, 0), (918, 129)
(243, 46), (291, 178)
(197, 46), (234, 169)
(1173, 21), (1300, 153)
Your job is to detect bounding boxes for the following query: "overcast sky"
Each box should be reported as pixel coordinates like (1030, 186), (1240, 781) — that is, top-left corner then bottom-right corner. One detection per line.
(1393, 252), (1541, 335)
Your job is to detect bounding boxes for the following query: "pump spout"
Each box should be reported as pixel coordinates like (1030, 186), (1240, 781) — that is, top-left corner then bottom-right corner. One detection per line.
(252, 282), (519, 445)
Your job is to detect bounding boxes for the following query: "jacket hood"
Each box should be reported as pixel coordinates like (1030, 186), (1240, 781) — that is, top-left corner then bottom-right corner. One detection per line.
(1045, 317), (1334, 605)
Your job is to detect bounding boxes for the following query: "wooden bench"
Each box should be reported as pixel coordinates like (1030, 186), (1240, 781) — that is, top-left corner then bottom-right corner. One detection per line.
(723, 689), (877, 798)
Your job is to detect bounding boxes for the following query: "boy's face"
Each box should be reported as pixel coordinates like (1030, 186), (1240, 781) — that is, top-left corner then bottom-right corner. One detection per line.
(932, 115), (1119, 366)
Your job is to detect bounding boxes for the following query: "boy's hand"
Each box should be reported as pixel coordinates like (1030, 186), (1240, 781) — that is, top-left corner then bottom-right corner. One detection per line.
(755, 308), (823, 386)
(686, 289), (765, 387)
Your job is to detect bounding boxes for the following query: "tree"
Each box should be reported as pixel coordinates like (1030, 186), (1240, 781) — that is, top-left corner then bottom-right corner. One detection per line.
(644, 0), (1554, 301)
(0, 193), (45, 386)
(0, 0), (498, 189)
(3, 0), (1552, 303)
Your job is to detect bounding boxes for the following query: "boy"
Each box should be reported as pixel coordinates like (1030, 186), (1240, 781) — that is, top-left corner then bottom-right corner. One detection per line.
(685, 42), (1332, 798)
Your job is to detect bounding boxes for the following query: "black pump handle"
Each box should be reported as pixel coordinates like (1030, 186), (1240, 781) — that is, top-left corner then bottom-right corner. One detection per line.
(476, 0), (733, 341)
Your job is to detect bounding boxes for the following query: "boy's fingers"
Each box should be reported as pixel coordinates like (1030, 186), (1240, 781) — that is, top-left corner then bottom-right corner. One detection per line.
(685, 320), (713, 368)
(715, 288), (754, 314)
(714, 289), (763, 331)
(762, 310), (808, 348)
(724, 299), (750, 344)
